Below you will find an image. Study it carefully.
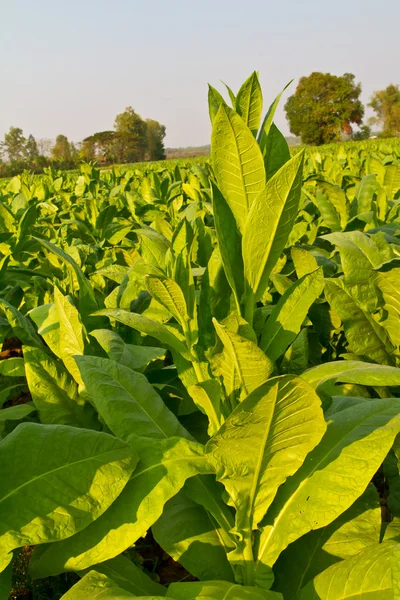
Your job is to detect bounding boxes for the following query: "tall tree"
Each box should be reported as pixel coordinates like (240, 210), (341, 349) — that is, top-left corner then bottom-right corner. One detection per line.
(145, 119), (166, 160)
(81, 131), (116, 162)
(114, 107), (147, 163)
(369, 84), (400, 137)
(2, 127), (26, 162)
(24, 134), (39, 162)
(52, 135), (72, 161)
(285, 72), (364, 145)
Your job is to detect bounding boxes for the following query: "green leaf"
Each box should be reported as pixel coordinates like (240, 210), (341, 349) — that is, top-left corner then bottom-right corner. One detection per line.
(60, 570), (154, 599)
(354, 174), (378, 214)
(0, 404), (35, 423)
(211, 182), (244, 312)
(302, 360), (400, 389)
(207, 375), (325, 584)
(291, 248), (319, 279)
(260, 269), (324, 361)
(262, 124), (291, 180)
(0, 357), (25, 377)
(299, 541), (400, 599)
(145, 275), (189, 328)
(0, 298), (43, 349)
(53, 287), (88, 385)
(273, 484), (381, 597)
(75, 355), (187, 441)
(80, 555), (167, 597)
(235, 72), (263, 136)
(136, 228), (170, 271)
(0, 563), (11, 600)
(90, 329), (164, 370)
(34, 237), (98, 321)
(153, 489), (235, 582)
(322, 231), (384, 285)
(255, 398), (400, 579)
(24, 346), (90, 428)
(30, 436), (211, 576)
(94, 309), (192, 360)
(325, 278), (395, 365)
(213, 318), (273, 400)
(188, 380), (223, 437)
(208, 85), (227, 122)
(167, 581), (282, 599)
(0, 423), (137, 571)
(212, 104), (265, 233)
(243, 151), (304, 302)
(375, 267), (400, 346)
(315, 181), (348, 230)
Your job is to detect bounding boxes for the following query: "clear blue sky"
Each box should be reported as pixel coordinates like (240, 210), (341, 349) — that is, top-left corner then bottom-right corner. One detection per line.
(1, 0), (399, 147)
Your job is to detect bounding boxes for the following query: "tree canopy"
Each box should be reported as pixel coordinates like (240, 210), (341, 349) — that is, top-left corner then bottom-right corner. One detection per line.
(369, 84), (400, 137)
(285, 72), (364, 145)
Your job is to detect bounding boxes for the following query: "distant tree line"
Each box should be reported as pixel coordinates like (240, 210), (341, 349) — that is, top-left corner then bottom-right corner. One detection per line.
(0, 107), (166, 177)
(285, 73), (400, 145)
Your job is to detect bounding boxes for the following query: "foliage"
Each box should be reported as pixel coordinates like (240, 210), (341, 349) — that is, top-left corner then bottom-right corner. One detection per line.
(0, 73), (400, 599)
(285, 72), (364, 145)
(369, 84), (400, 137)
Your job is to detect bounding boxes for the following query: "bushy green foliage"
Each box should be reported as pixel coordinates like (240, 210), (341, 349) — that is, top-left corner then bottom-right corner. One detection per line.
(0, 74), (400, 599)
(285, 72), (364, 145)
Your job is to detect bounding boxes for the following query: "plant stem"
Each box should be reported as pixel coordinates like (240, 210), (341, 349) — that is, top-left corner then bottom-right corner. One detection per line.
(242, 530), (255, 586)
(244, 289), (255, 327)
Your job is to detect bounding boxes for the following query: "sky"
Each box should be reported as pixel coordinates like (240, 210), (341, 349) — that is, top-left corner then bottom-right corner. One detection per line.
(1, 0), (399, 148)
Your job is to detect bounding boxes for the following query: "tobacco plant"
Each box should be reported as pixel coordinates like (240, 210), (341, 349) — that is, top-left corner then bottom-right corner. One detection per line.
(0, 73), (400, 599)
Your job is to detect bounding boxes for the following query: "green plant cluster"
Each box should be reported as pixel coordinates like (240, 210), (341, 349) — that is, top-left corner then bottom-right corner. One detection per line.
(1, 73), (400, 599)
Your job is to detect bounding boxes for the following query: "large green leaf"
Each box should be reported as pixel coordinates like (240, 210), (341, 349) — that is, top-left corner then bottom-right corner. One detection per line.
(212, 318), (273, 400)
(261, 123), (291, 180)
(375, 267), (400, 346)
(75, 355), (187, 441)
(53, 287), (88, 384)
(243, 151), (304, 302)
(207, 376), (325, 531)
(30, 436), (212, 576)
(302, 360), (400, 389)
(0, 423), (137, 571)
(95, 309), (192, 360)
(325, 278), (395, 365)
(24, 346), (90, 427)
(260, 269), (324, 361)
(299, 541), (400, 599)
(60, 570), (161, 599)
(90, 329), (164, 370)
(0, 298), (43, 348)
(273, 484), (381, 597)
(255, 398), (400, 582)
(153, 489), (235, 582)
(211, 182), (244, 311)
(212, 104), (265, 233)
(80, 555), (167, 597)
(34, 237), (98, 320)
(235, 71), (263, 136)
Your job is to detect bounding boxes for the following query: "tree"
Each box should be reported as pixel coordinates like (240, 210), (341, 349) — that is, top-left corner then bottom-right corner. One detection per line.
(145, 119), (166, 160)
(2, 127), (26, 162)
(24, 134), (39, 162)
(81, 131), (116, 162)
(369, 84), (400, 137)
(285, 72), (364, 145)
(114, 107), (147, 163)
(52, 134), (72, 161)
(352, 125), (371, 141)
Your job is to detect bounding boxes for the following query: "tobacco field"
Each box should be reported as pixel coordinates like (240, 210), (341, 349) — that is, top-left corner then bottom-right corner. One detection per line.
(1, 73), (400, 599)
